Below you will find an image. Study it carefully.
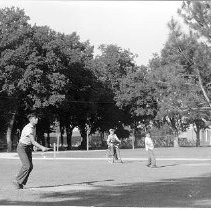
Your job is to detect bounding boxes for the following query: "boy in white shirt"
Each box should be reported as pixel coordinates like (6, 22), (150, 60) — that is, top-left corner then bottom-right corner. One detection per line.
(107, 129), (121, 160)
(145, 132), (157, 168)
(13, 113), (49, 189)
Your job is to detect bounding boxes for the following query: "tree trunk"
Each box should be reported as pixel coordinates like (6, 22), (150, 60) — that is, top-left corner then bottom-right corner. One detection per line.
(46, 132), (50, 148)
(66, 125), (73, 150)
(132, 129), (137, 148)
(194, 121), (201, 147)
(173, 136), (179, 148)
(79, 127), (87, 150)
(196, 129), (200, 147)
(194, 124), (201, 147)
(196, 68), (211, 108)
(6, 113), (16, 152)
(37, 129), (45, 146)
(173, 130), (179, 147)
(60, 124), (64, 147)
(40, 133), (45, 146)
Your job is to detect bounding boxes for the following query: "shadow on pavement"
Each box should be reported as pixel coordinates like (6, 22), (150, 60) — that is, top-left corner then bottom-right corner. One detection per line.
(1, 174), (211, 207)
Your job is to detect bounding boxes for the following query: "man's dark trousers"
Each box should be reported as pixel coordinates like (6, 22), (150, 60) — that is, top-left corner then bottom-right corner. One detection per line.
(16, 142), (33, 185)
(113, 146), (118, 159)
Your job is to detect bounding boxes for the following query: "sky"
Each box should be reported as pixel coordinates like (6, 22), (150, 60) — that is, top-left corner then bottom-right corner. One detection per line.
(0, 0), (185, 66)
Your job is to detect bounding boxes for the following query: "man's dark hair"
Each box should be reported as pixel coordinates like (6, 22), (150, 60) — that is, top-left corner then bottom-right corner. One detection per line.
(27, 113), (38, 120)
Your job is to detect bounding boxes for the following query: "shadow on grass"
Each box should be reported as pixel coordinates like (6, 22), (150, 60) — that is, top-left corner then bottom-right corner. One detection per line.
(1, 174), (211, 207)
(120, 161), (179, 168)
(156, 163), (180, 168)
(30, 179), (115, 189)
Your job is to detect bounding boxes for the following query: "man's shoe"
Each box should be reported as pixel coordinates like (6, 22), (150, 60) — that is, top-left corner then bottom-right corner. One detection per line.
(150, 165), (157, 168)
(12, 180), (23, 189)
(146, 164), (151, 167)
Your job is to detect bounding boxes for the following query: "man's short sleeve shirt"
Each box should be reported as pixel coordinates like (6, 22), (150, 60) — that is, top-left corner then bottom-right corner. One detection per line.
(107, 134), (119, 144)
(145, 137), (154, 151)
(19, 123), (36, 145)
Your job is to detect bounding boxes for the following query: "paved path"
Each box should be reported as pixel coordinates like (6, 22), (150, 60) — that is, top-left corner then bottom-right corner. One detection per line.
(1, 148), (211, 207)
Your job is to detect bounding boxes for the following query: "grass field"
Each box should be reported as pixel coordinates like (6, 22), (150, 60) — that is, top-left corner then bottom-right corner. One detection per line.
(1, 147), (211, 207)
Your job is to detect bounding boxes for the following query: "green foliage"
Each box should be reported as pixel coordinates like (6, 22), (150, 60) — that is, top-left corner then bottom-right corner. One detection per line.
(87, 44), (137, 132)
(178, 1), (211, 109)
(148, 17), (210, 137)
(150, 124), (175, 147)
(178, 1), (211, 43)
(93, 44), (137, 90)
(115, 66), (157, 126)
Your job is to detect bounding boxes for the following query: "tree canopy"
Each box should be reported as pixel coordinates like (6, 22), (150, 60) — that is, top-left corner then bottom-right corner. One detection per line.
(1, 3), (211, 151)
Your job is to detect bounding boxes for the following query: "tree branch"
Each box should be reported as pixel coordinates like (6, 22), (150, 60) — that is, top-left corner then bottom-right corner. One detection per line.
(196, 68), (211, 107)
(172, 41), (211, 108)
(181, 107), (211, 112)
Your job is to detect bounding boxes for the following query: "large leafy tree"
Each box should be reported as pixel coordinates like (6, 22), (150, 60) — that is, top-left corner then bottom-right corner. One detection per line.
(93, 44), (156, 146)
(49, 32), (100, 150)
(148, 15), (211, 146)
(116, 66), (157, 124)
(93, 44), (137, 90)
(115, 65), (158, 146)
(178, 1), (211, 113)
(0, 8), (66, 151)
(0, 7), (34, 151)
(91, 45), (137, 132)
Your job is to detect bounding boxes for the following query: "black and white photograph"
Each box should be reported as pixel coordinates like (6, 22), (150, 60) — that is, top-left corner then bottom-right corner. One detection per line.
(0, 0), (211, 208)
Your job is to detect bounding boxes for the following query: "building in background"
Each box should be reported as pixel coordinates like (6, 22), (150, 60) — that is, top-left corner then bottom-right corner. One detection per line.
(179, 124), (211, 146)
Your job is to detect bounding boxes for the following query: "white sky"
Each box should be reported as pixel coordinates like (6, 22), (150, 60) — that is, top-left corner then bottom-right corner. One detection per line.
(0, 0), (185, 66)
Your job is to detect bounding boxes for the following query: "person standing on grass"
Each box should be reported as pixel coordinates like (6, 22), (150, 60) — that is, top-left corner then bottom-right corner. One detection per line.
(13, 113), (49, 189)
(145, 132), (157, 168)
(107, 129), (121, 160)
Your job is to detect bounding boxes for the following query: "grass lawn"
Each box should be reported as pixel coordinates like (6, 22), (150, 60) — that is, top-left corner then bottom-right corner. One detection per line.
(1, 147), (211, 207)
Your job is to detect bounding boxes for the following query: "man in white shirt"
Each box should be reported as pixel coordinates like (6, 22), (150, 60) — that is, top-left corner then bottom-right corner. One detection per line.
(107, 129), (121, 160)
(145, 132), (157, 168)
(13, 113), (49, 189)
